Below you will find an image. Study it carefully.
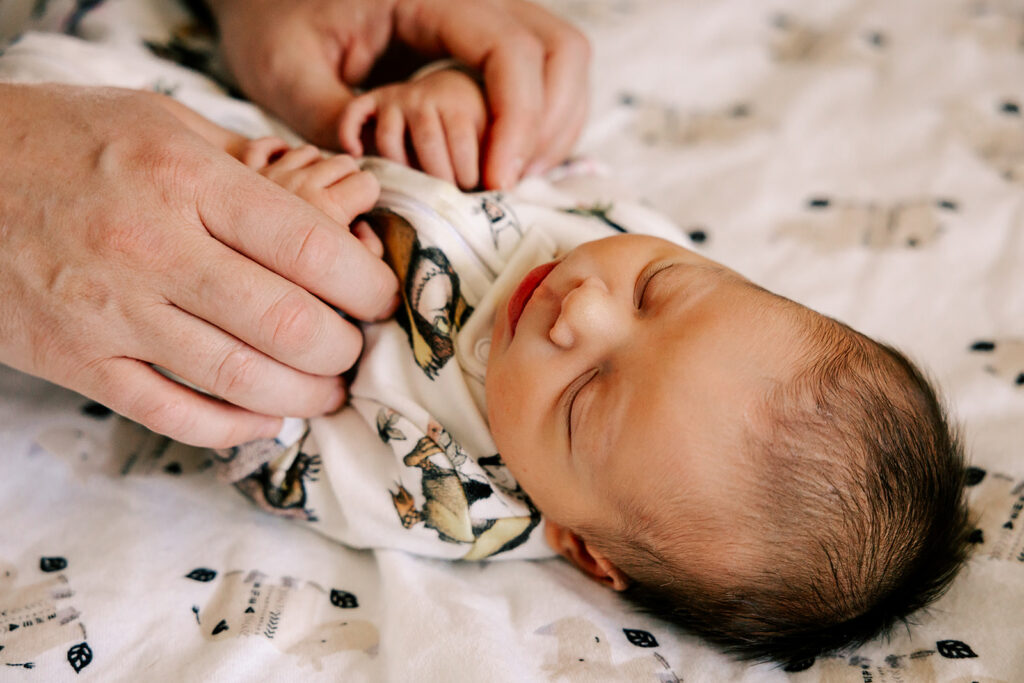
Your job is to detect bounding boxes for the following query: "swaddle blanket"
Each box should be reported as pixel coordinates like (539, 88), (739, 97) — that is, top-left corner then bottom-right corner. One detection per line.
(1, 0), (1023, 681)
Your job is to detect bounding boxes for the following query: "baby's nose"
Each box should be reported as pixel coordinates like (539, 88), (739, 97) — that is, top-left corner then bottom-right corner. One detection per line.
(549, 276), (625, 349)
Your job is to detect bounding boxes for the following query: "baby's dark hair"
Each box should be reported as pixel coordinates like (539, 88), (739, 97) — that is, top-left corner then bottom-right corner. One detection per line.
(591, 310), (971, 665)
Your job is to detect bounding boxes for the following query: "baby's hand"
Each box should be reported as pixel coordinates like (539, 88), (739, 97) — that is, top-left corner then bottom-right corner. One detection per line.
(338, 68), (487, 190)
(237, 138), (383, 256)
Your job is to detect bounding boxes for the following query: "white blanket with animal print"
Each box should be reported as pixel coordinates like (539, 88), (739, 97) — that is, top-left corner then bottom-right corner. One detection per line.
(1, 0), (1023, 680)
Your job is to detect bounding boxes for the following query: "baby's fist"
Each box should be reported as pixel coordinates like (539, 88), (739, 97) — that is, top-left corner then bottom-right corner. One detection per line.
(338, 68), (487, 189)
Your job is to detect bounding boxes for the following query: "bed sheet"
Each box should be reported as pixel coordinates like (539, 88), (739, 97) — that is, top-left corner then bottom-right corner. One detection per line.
(0, 0), (1022, 680)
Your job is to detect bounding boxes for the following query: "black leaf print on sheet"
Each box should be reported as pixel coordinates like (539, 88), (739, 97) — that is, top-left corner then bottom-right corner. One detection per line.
(40, 557), (67, 573)
(623, 628), (658, 648)
(936, 640), (977, 659)
(212, 619), (229, 636)
(67, 642), (92, 674)
(330, 589), (358, 609)
(186, 568), (217, 582)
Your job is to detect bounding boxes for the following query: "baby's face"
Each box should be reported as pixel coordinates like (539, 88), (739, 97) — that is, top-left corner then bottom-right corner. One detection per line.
(486, 234), (808, 550)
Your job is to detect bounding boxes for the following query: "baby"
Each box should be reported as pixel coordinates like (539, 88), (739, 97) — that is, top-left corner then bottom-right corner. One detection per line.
(158, 65), (971, 665)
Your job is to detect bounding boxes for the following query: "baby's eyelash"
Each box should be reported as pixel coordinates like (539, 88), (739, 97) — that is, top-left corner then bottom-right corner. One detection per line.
(566, 368), (598, 448)
(634, 262), (675, 309)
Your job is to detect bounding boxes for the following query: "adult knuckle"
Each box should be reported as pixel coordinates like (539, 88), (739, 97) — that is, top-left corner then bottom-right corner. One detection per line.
(288, 223), (339, 277)
(140, 133), (203, 189)
(507, 31), (544, 62)
(137, 394), (193, 439)
(408, 107), (433, 129)
(212, 344), (261, 398)
(561, 28), (591, 63)
(261, 289), (321, 352)
(87, 217), (162, 266)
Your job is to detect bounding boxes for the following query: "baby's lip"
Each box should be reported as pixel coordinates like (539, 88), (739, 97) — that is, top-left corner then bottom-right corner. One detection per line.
(507, 260), (559, 337)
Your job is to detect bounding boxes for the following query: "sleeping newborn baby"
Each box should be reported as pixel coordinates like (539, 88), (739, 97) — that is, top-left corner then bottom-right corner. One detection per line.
(0, 26), (969, 664)
(212, 150), (971, 664)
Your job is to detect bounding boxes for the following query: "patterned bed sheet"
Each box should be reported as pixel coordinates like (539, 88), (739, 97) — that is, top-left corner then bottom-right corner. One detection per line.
(0, 0), (1022, 680)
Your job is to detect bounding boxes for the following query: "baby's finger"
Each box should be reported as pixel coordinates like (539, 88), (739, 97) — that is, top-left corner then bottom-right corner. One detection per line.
(238, 136), (291, 170)
(338, 96), (378, 157)
(375, 105), (409, 167)
(442, 113), (481, 190)
(409, 109), (455, 183)
(264, 144), (323, 174)
(298, 154), (362, 190)
(352, 219), (383, 258)
(320, 170), (381, 226)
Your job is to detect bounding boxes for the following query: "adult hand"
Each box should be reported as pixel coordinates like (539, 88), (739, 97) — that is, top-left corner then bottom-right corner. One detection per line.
(209, 0), (591, 189)
(0, 84), (398, 448)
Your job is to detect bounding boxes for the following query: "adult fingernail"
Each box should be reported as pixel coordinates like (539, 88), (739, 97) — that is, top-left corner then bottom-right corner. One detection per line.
(496, 157), (524, 189)
(525, 160), (547, 178)
(323, 382), (348, 414)
(512, 157), (525, 181)
(373, 291), (400, 321)
(256, 418), (284, 440)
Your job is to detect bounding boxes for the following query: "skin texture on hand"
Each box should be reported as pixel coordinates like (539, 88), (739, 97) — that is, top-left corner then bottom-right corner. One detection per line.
(0, 84), (398, 448)
(208, 0), (591, 189)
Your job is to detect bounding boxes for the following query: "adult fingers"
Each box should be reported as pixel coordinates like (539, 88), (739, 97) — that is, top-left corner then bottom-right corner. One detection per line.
(141, 301), (348, 418)
(477, 35), (544, 189)
(441, 112), (481, 189)
(505, 0), (591, 172)
(197, 171), (398, 323)
(168, 233), (366, 375)
(375, 105), (410, 166)
(527, 91), (586, 176)
(408, 108), (455, 183)
(84, 357), (283, 449)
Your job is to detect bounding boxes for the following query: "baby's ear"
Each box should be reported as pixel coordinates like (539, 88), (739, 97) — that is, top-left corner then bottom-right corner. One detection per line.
(544, 521), (630, 592)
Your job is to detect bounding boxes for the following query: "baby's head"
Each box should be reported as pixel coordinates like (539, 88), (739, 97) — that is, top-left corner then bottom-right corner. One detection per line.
(485, 234), (970, 663)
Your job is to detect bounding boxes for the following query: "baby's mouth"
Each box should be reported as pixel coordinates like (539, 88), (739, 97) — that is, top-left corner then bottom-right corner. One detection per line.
(507, 260), (559, 337)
